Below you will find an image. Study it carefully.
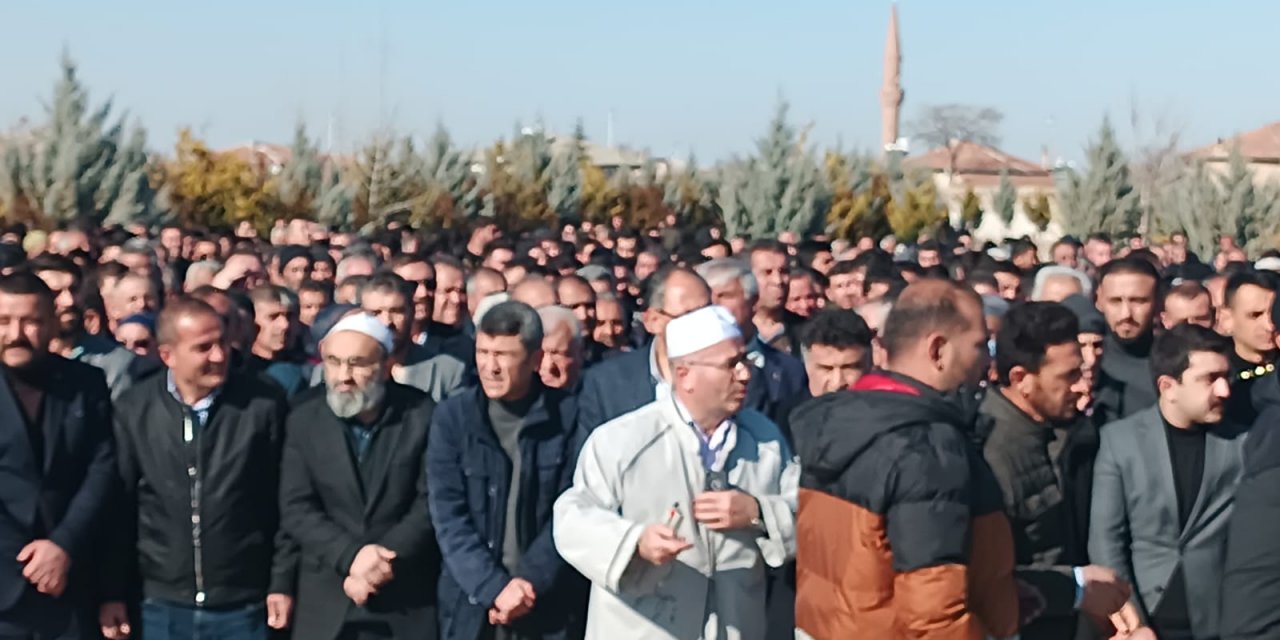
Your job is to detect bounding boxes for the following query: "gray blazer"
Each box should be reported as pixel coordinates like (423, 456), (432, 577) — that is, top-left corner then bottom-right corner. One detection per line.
(1088, 405), (1247, 638)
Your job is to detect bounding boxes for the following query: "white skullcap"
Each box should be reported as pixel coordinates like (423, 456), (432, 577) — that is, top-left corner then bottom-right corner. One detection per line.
(324, 312), (395, 354)
(1257, 257), (1280, 272)
(665, 305), (742, 359)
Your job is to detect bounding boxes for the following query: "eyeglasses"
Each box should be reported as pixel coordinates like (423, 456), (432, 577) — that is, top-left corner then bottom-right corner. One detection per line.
(324, 356), (380, 372)
(682, 353), (752, 372)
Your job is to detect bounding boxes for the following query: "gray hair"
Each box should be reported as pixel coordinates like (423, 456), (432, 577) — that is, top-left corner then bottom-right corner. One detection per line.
(473, 292), (510, 325)
(695, 258), (758, 299)
(466, 267), (505, 298)
(478, 300), (544, 354)
(537, 305), (584, 345)
(184, 260), (223, 290)
(1031, 266), (1092, 301)
(336, 253), (379, 283)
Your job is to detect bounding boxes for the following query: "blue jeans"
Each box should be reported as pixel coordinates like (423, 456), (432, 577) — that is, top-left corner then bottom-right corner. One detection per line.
(141, 600), (267, 640)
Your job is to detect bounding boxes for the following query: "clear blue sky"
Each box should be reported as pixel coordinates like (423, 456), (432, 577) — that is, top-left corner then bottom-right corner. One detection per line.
(2, 1), (1276, 165)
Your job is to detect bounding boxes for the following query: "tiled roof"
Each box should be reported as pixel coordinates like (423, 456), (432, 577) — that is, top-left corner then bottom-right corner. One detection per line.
(905, 140), (1049, 176)
(1186, 121), (1280, 162)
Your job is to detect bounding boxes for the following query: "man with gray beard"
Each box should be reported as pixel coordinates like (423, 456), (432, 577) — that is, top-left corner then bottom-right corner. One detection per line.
(281, 313), (440, 640)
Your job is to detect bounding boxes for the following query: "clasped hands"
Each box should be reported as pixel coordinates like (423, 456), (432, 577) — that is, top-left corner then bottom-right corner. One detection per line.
(343, 544), (397, 606)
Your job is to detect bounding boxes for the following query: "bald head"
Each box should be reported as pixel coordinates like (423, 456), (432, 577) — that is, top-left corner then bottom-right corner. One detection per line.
(881, 279), (988, 391)
(649, 268), (711, 313)
(882, 280), (981, 356)
(643, 268), (712, 345)
(510, 277), (559, 309)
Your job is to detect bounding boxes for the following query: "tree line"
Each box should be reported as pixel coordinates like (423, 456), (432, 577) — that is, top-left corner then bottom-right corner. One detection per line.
(1, 55), (1276, 254)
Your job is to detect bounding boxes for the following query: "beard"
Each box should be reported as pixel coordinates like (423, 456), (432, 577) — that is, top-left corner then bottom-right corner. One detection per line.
(325, 378), (387, 419)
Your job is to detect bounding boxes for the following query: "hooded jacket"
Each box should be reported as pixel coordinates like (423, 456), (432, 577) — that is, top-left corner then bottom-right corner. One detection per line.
(791, 372), (1018, 640)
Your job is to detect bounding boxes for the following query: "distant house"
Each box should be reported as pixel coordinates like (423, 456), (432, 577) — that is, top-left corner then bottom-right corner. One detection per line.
(1186, 121), (1280, 184)
(466, 132), (671, 180)
(904, 140), (1059, 242)
(218, 142), (293, 175)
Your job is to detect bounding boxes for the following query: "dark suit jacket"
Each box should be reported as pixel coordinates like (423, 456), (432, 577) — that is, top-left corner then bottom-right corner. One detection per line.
(0, 358), (114, 630)
(280, 382), (440, 640)
(576, 344), (783, 432)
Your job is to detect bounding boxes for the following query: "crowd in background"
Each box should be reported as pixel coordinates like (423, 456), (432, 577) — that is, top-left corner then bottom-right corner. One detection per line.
(0, 213), (1278, 639)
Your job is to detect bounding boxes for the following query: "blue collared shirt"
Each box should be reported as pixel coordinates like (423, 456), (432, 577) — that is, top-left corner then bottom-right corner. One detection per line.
(166, 371), (219, 431)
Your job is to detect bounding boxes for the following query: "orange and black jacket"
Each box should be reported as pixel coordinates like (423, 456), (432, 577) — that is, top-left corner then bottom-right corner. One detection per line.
(791, 372), (1019, 640)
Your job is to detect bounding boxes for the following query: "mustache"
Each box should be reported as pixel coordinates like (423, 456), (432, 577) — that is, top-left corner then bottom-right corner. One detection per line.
(3, 339), (34, 350)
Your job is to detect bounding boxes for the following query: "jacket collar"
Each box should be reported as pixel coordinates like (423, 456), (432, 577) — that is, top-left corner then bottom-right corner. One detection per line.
(471, 383), (557, 443)
(981, 386), (1053, 443)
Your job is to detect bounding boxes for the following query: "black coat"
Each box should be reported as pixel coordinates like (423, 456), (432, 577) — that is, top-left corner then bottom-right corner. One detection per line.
(427, 385), (587, 640)
(0, 358), (114, 638)
(104, 371), (294, 609)
(1221, 377), (1280, 639)
(280, 381), (439, 640)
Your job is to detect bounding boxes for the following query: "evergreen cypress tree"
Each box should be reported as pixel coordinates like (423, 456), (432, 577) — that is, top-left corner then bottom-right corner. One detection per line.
(959, 188), (983, 231)
(1057, 116), (1141, 238)
(716, 100), (829, 238)
(401, 122), (473, 226)
(1219, 146), (1261, 249)
(0, 53), (156, 225)
(275, 123), (324, 218)
(993, 169), (1017, 226)
(1158, 161), (1222, 260)
(546, 122), (584, 223)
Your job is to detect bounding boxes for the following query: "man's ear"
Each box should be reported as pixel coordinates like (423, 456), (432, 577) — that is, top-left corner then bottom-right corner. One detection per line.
(925, 332), (947, 368)
(1008, 366), (1032, 395)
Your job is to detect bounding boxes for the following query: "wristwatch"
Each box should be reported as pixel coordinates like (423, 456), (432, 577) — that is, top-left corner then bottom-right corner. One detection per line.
(750, 498), (767, 533)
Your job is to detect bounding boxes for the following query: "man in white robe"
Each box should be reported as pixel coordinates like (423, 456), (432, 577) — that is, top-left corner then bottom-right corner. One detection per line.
(554, 305), (799, 640)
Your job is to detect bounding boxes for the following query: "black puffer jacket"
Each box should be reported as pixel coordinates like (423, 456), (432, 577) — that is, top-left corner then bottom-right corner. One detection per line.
(790, 371), (1018, 639)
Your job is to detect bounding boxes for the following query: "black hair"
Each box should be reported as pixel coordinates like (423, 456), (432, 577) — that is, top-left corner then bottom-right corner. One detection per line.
(995, 302), (1079, 386)
(827, 260), (861, 278)
(791, 267), (829, 290)
(796, 239), (833, 269)
(0, 271), (55, 314)
(800, 308), (873, 352)
(298, 279), (334, 300)
(478, 300), (544, 354)
(1151, 323), (1230, 386)
(28, 254), (83, 285)
(1097, 257), (1160, 286)
(748, 239), (789, 259)
(1225, 269), (1276, 309)
(482, 238), (516, 260)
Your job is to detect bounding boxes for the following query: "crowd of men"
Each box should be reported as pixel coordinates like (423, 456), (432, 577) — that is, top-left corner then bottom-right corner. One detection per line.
(2, 215), (1280, 639)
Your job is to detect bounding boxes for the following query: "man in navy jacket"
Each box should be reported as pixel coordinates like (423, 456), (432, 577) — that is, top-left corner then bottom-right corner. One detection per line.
(428, 301), (586, 640)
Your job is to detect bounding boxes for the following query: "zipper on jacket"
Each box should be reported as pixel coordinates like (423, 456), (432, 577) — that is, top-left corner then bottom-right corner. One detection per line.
(183, 410), (206, 605)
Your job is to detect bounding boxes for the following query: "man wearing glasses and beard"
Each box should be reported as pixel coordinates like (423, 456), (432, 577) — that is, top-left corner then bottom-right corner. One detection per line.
(281, 313), (439, 640)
